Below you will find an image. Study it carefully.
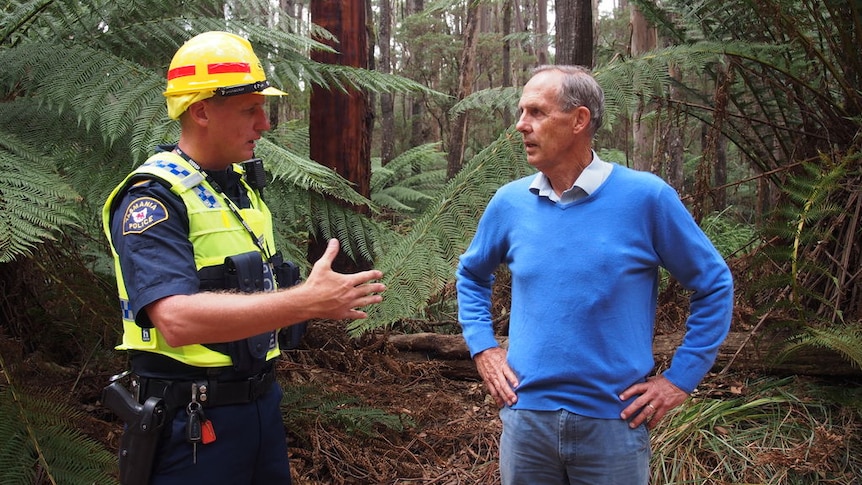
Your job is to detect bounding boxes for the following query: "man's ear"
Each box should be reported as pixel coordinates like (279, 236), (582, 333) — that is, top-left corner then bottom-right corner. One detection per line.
(184, 100), (210, 127)
(572, 105), (592, 135)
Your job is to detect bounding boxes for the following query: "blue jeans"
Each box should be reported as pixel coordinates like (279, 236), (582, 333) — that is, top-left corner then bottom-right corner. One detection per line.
(499, 407), (650, 485)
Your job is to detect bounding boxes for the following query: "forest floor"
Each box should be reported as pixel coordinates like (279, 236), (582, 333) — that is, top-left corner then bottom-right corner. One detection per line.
(52, 309), (859, 484)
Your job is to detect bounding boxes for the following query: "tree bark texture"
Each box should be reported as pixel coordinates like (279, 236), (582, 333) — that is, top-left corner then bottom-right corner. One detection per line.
(555, 0), (594, 67)
(446, 0), (480, 179)
(309, 0), (372, 271)
(536, 0), (549, 64)
(378, 0), (396, 164)
(309, 0), (371, 198)
(502, 0), (514, 127)
(630, 3), (656, 172)
(408, 0), (427, 148)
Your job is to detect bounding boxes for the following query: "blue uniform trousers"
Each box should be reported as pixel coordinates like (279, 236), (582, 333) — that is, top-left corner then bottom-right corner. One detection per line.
(150, 383), (292, 484)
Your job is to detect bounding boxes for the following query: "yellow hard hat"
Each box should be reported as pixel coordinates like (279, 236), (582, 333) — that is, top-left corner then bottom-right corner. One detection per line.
(164, 31), (286, 119)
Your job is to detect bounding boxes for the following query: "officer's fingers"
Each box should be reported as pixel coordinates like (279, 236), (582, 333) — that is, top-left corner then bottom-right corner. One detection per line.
(343, 308), (369, 320)
(353, 292), (384, 310)
(347, 270), (385, 288)
(313, 239), (340, 270)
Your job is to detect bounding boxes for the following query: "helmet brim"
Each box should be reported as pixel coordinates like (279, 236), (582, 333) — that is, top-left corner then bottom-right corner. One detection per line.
(259, 86), (288, 96)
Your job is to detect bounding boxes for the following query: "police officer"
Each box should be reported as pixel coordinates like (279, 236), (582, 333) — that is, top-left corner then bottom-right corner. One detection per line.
(102, 31), (386, 484)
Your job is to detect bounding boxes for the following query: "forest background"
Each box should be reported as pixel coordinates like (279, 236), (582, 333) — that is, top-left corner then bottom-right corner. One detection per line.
(1, 0), (861, 483)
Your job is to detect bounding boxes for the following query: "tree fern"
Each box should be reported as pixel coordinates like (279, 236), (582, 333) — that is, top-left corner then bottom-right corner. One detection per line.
(769, 158), (847, 317)
(778, 325), (862, 371)
(0, 131), (79, 263)
(351, 129), (533, 335)
(370, 143), (447, 214)
(0, 350), (117, 485)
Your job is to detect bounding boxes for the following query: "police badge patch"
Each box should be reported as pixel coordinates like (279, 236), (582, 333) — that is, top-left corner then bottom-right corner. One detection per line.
(123, 197), (168, 235)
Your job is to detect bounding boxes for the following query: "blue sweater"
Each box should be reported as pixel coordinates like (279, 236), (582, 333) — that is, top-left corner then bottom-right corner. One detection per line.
(456, 163), (733, 419)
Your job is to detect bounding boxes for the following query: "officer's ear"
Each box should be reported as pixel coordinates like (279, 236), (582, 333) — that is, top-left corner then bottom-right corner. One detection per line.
(184, 99), (211, 127)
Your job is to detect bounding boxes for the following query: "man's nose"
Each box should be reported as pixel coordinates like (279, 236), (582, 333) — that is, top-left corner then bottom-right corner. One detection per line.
(257, 108), (271, 131)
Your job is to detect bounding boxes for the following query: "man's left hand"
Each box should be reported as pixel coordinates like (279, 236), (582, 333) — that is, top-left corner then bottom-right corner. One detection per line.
(619, 375), (688, 429)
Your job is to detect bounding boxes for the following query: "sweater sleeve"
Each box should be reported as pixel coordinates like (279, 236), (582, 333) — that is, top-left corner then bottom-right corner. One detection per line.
(653, 185), (734, 393)
(456, 194), (508, 358)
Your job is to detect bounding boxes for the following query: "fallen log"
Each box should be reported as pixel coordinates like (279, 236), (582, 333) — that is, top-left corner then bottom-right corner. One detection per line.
(387, 331), (861, 380)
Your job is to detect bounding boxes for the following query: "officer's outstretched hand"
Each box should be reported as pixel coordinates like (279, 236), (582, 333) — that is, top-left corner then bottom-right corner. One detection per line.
(300, 239), (385, 320)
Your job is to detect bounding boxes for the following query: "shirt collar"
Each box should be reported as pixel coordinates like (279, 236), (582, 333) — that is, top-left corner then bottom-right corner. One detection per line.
(529, 152), (613, 201)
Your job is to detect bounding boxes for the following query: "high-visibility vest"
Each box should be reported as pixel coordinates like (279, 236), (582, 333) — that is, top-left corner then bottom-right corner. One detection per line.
(102, 152), (280, 367)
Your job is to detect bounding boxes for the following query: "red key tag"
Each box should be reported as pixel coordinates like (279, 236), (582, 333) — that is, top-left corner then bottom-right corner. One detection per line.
(201, 419), (217, 444)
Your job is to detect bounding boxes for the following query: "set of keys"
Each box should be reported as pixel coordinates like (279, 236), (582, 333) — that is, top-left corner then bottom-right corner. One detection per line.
(186, 382), (217, 463)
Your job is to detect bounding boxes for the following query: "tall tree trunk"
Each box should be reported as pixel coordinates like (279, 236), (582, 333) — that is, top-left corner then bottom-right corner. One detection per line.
(714, 135), (727, 210)
(696, 64), (732, 221)
(536, 0), (549, 64)
(408, 0), (427, 148)
(309, 0), (372, 270)
(555, 0), (593, 66)
(512, 0), (530, 76)
(446, 0), (480, 179)
(502, 0), (513, 127)
(378, 0), (396, 164)
(630, 3), (656, 172)
(666, 45), (684, 191)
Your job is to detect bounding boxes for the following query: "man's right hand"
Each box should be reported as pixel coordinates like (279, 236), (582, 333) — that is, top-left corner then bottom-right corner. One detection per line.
(474, 347), (519, 407)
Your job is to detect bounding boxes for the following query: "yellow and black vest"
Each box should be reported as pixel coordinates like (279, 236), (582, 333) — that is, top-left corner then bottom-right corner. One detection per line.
(102, 152), (281, 369)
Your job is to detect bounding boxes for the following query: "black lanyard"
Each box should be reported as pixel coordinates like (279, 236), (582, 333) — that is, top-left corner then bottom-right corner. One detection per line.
(174, 147), (271, 260)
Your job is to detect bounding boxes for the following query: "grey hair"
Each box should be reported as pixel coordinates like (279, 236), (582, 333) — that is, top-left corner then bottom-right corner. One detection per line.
(531, 65), (604, 136)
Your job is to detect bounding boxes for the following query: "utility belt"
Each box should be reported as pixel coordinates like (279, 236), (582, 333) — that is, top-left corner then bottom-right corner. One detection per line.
(101, 366), (276, 485)
(136, 367), (275, 411)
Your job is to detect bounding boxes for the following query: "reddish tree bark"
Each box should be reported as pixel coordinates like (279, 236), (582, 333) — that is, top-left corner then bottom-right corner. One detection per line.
(310, 0), (371, 198)
(309, 0), (373, 270)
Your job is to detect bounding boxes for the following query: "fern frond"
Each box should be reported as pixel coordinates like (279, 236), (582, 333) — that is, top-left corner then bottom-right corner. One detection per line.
(4, 40), (175, 162)
(370, 143), (447, 213)
(449, 86), (521, 121)
(279, 383), (411, 439)
(306, 192), (389, 264)
(0, 0), (53, 45)
(255, 138), (372, 209)
(311, 62), (447, 98)
(779, 325), (862, 370)
(258, 129), (400, 265)
(352, 129), (533, 335)
(268, 120), (310, 158)
(0, 131), (79, 263)
(0, 355), (117, 485)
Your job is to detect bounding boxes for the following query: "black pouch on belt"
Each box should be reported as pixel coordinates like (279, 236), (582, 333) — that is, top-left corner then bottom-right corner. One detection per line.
(217, 251), (275, 375)
(270, 251), (307, 350)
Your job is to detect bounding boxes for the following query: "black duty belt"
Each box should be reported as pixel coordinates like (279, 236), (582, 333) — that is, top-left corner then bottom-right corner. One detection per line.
(137, 369), (275, 411)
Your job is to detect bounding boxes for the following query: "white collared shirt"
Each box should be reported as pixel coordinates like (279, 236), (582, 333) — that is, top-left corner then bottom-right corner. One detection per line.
(529, 152), (613, 203)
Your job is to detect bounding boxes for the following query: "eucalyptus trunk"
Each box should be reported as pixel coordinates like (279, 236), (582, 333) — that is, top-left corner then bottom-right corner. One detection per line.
(630, 3), (656, 172)
(378, 0), (396, 164)
(555, 0), (593, 66)
(446, 0), (480, 179)
(309, 0), (372, 270)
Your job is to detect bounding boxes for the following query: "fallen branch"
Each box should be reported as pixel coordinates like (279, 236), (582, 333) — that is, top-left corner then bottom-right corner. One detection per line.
(387, 330), (861, 379)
